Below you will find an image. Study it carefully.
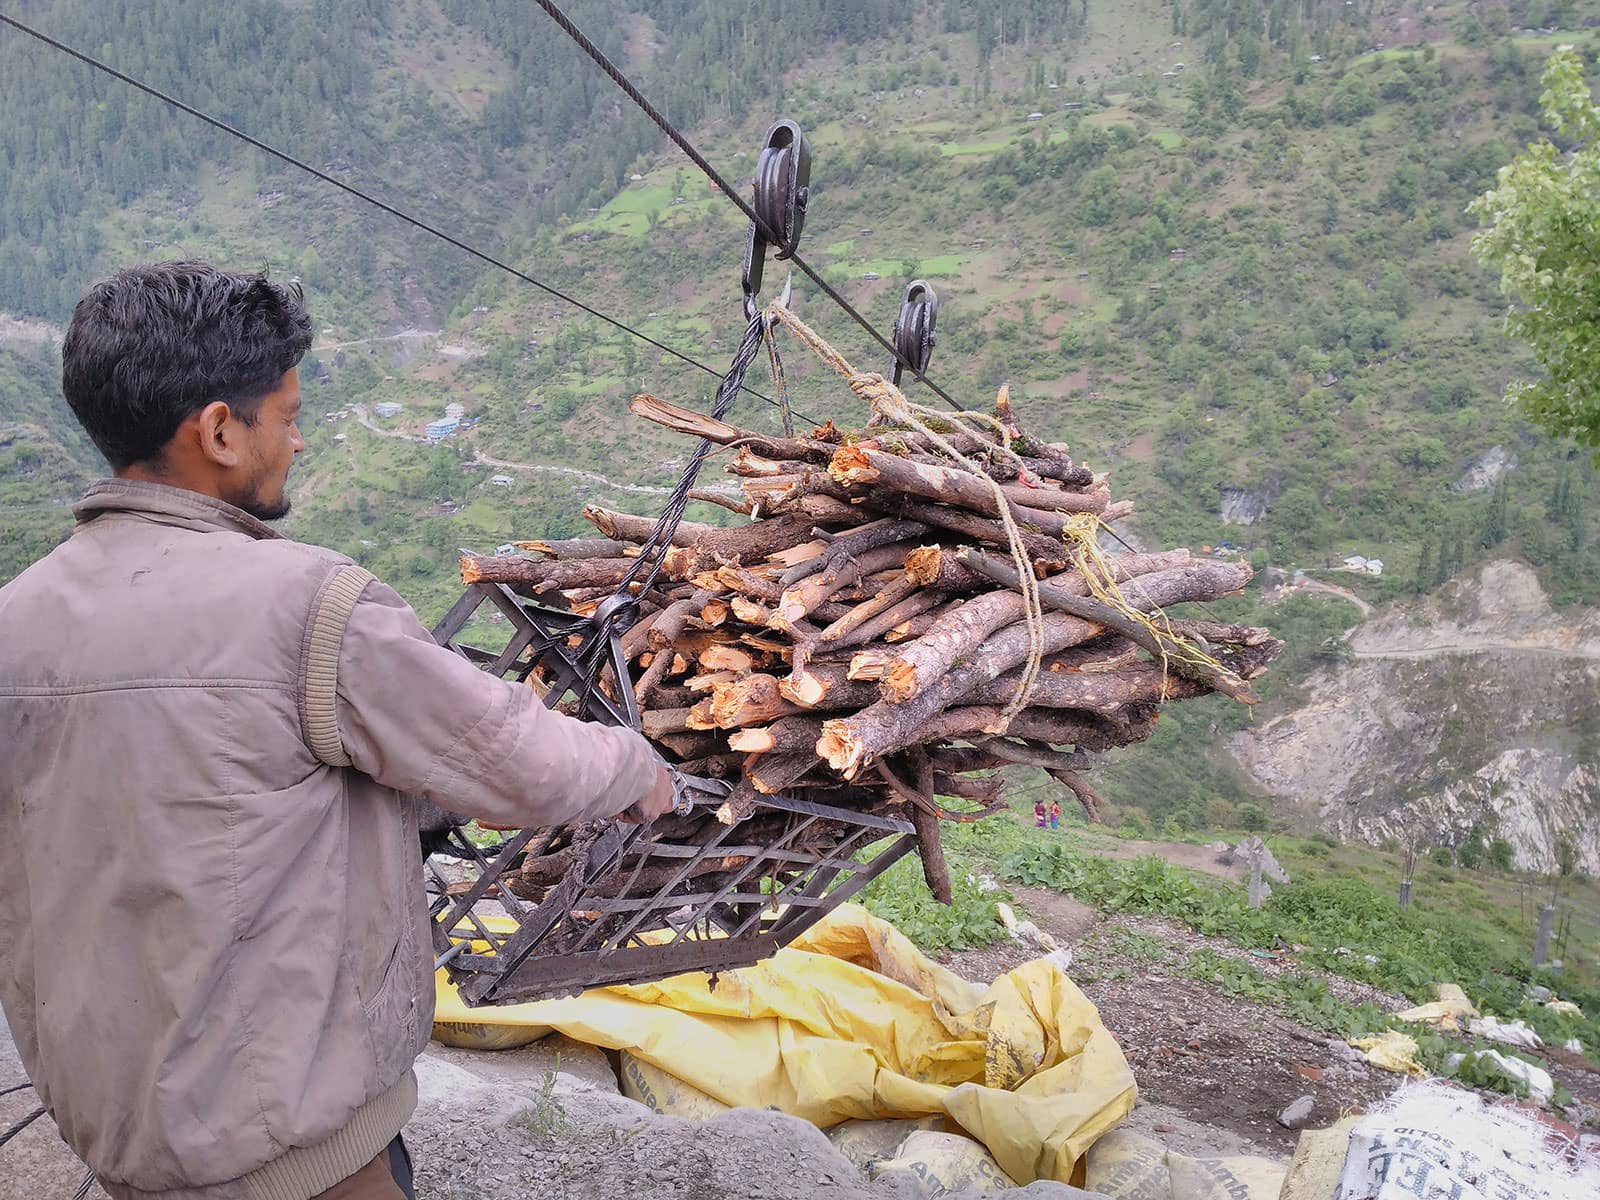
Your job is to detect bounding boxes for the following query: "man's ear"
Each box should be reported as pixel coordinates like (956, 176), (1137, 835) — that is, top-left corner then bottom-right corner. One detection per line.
(194, 400), (243, 468)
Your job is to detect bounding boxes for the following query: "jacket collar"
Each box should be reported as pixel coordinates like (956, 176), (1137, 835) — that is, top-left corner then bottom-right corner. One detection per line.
(73, 478), (285, 541)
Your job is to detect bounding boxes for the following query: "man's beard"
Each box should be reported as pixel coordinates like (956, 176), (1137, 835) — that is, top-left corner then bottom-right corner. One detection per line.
(241, 492), (291, 521)
(231, 463), (292, 520)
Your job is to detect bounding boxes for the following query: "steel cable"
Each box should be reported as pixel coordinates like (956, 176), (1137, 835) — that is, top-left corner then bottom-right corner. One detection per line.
(527, 0), (970, 411)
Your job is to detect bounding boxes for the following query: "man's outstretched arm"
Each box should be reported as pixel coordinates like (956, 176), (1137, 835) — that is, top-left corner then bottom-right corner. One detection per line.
(332, 577), (670, 827)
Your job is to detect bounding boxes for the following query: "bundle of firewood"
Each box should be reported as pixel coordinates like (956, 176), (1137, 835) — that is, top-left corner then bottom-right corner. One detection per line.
(460, 391), (1282, 902)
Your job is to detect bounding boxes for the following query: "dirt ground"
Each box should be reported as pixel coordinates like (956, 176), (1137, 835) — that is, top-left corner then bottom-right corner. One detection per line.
(1092, 838), (1250, 883)
(942, 894), (1395, 1157)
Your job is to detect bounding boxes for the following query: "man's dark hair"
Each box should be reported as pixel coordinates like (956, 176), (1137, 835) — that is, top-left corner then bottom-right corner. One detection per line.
(62, 261), (313, 470)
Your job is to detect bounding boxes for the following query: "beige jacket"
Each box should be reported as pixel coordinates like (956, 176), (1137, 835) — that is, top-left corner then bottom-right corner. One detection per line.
(0, 480), (659, 1200)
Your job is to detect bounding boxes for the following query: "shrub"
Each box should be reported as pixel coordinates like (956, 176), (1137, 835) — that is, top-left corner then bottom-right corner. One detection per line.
(1430, 846), (1455, 868)
(1234, 802), (1269, 832)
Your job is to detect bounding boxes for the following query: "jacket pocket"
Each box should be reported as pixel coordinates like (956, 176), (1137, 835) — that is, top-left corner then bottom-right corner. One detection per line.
(361, 937), (402, 1022)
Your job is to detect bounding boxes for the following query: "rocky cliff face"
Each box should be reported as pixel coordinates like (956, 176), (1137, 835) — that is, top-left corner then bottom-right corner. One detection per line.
(1232, 561), (1600, 872)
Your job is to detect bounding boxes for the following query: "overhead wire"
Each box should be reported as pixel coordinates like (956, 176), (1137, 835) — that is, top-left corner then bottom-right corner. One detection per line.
(527, 0), (971, 412)
(0, 10), (818, 425)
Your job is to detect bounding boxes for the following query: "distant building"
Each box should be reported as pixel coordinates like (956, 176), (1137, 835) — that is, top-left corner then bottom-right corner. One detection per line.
(489, 474), (515, 488)
(425, 417), (460, 442)
(1343, 555), (1368, 570)
(443, 402), (466, 420)
(1027, 111), (1044, 121)
(1365, 559), (1384, 576)
(331, 433), (347, 444)
(373, 402), (403, 418)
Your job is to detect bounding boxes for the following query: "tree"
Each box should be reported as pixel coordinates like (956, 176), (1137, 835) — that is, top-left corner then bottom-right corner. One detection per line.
(1483, 475), (1510, 547)
(1488, 837), (1515, 871)
(1413, 542), (1433, 593)
(1471, 50), (1600, 448)
(1555, 835), (1580, 877)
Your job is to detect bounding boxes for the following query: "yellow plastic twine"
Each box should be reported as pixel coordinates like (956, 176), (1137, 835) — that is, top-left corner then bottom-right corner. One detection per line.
(764, 301), (1046, 725)
(1058, 512), (1234, 698)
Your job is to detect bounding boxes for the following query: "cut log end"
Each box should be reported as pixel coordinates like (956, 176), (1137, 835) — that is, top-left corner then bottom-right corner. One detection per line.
(779, 670), (829, 708)
(881, 660), (918, 705)
(848, 650), (893, 682)
(828, 444), (879, 486)
(903, 545), (942, 587)
(817, 720), (866, 780)
(686, 698), (717, 730)
(771, 596), (809, 628)
(727, 727), (774, 753)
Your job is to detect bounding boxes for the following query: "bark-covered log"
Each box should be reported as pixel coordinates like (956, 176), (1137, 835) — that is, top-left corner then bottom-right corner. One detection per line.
(511, 537), (630, 560)
(781, 518), (930, 587)
(958, 550), (1260, 704)
(460, 554), (639, 592)
(880, 550), (1210, 706)
(860, 492), (1071, 567)
(831, 446), (1109, 534)
(630, 393), (837, 463)
(583, 506), (825, 568)
(772, 540), (917, 627)
(728, 717), (829, 755)
(633, 590), (712, 705)
(1052, 770), (1104, 822)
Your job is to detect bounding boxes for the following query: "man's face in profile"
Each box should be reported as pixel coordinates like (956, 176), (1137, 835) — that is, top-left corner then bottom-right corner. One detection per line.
(229, 368), (304, 520)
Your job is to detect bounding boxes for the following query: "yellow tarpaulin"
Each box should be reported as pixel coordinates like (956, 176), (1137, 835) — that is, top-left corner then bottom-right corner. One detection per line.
(432, 904), (1136, 1185)
(1349, 1030), (1428, 1077)
(1394, 983), (1478, 1032)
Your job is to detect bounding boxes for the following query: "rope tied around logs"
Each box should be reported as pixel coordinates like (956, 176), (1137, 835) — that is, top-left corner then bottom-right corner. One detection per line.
(764, 301), (1046, 727)
(1058, 511), (1238, 697)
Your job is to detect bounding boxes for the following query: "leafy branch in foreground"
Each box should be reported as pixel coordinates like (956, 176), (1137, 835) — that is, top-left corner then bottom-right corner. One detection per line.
(1471, 49), (1600, 449)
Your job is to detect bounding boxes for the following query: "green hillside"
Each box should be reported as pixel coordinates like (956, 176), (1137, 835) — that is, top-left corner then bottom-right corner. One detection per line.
(4, 0), (1600, 827)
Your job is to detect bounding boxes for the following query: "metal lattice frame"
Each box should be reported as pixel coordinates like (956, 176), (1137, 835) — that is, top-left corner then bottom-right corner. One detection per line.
(427, 580), (918, 1006)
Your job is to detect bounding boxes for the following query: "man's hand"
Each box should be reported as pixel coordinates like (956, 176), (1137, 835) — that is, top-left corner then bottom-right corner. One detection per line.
(618, 763), (676, 824)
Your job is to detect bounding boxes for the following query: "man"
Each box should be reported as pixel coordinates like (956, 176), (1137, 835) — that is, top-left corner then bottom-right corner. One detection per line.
(0, 262), (673, 1200)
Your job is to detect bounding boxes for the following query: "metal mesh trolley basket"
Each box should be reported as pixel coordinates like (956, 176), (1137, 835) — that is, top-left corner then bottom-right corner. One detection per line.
(426, 580), (917, 1005)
